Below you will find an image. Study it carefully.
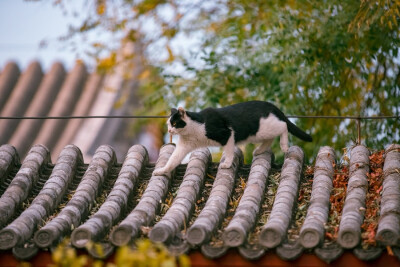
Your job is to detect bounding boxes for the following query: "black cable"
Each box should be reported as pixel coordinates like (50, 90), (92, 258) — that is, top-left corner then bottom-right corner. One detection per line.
(0, 115), (398, 120)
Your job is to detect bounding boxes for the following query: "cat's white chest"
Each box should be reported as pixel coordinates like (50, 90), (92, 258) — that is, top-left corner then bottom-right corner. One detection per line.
(180, 121), (220, 147)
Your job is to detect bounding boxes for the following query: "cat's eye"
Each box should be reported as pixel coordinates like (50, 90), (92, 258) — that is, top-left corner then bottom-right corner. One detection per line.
(172, 122), (176, 127)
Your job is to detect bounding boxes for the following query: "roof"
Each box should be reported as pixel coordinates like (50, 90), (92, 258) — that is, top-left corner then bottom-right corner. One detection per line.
(0, 42), (149, 163)
(0, 142), (399, 263)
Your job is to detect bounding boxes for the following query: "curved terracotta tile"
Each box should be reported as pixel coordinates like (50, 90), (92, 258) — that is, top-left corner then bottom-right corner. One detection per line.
(33, 62), (87, 153)
(110, 144), (175, 246)
(376, 144), (400, 245)
(223, 150), (272, 247)
(259, 146), (304, 248)
(0, 61), (20, 112)
(0, 61), (43, 144)
(0, 144), (20, 185)
(10, 62), (66, 157)
(314, 242), (344, 263)
(276, 241), (304, 261)
(353, 246), (383, 261)
(238, 243), (266, 260)
(34, 145), (114, 248)
(150, 148), (211, 243)
(71, 145), (148, 248)
(186, 147), (243, 246)
(0, 145), (81, 250)
(53, 73), (103, 158)
(300, 146), (336, 248)
(201, 243), (228, 259)
(0, 144), (50, 229)
(337, 145), (369, 249)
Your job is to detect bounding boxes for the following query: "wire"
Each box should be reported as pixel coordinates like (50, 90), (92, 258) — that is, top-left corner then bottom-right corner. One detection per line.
(0, 115), (169, 120)
(0, 115), (398, 120)
(286, 115), (400, 120)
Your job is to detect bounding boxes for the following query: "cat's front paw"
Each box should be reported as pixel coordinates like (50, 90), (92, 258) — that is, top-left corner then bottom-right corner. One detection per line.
(153, 168), (169, 176)
(219, 162), (232, 169)
(281, 146), (289, 153)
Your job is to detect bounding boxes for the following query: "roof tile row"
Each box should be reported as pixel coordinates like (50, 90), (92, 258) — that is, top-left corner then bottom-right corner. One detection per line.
(0, 143), (399, 263)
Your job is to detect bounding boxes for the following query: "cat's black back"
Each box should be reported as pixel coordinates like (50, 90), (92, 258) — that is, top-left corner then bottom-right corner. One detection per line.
(187, 101), (286, 145)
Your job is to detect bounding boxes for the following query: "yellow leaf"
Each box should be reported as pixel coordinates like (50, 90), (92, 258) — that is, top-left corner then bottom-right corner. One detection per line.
(97, 52), (117, 74)
(93, 260), (104, 267)
(161, 258), (176, 267)
(166, 45), (174, 63)
(178, 254), (191, 267)
(92, 42), (104, 48)
(94, 243), (105, 258)
(52, 247), (63, 264)
(139, 69), (151, 80)
(97, 0), (106, 15)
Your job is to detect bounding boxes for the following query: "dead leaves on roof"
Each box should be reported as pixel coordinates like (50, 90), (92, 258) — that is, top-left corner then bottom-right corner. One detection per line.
(361, 150), (384, 249)
(324, 149), (385, 249)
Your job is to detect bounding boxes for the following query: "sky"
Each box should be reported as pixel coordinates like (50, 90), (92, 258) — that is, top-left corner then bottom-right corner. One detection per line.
(0, 0), (93, 71)
(0, 0), (200, 74)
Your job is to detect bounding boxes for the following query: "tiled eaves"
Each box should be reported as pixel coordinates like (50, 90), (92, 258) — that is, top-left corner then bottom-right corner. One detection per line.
(71, 145), (148, 249)
(0, 145), (80, 250)
(0, 144), (399, 263)
(149, 148), (211, 244)
(33, 145), (115, 249)
(109, 144), (175, 247)
(0, 145), (50, 229)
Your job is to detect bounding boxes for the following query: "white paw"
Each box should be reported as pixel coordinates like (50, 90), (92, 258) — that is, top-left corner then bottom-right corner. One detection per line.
(219, 162), (232, 169)
(153, 168), (168, 176)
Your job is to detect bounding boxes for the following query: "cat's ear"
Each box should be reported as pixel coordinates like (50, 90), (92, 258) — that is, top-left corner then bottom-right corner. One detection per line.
(170, 108), (178, 116)
(178, 107), (186, 117)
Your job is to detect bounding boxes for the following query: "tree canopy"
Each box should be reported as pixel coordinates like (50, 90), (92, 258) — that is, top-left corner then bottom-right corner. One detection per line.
(44, 0), (400, 161)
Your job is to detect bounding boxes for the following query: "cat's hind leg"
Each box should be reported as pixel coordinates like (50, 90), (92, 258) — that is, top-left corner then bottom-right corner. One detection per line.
(220, 131), (235, 169)
(253, 139), (273, 155)
(280, 127), (289, 153)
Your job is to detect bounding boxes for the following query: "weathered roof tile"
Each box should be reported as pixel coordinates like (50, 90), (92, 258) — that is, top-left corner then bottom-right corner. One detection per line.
(71, 144), (148, 248)
(223, 150), (272, 247)
(259, 146), (304, 248)
(300, 146), (336, 248)
(110, 144), (175, 246)
(186, 147), (243, 246)
(0, 144), (49, 228)
(376, 144), (400, 246)
(0, 61), (43, 144)
(10, 62), (66, 156)
(337, 145), (370, 249)
(0, 143), (399, 263)
(150, 148), (211, 244)
(0, 62), (20, 109)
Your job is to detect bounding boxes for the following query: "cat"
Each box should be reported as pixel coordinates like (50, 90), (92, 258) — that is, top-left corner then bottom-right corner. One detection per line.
(153, 100), (312, 176)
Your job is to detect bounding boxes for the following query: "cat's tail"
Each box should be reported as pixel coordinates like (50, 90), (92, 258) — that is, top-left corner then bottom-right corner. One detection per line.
(286, 119), (313, 142)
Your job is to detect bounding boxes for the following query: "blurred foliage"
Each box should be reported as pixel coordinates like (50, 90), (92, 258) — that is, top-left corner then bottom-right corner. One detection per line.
(44, 0), (400, 161)
(49, 238), (190, 267)
(114, 239), (190, 267)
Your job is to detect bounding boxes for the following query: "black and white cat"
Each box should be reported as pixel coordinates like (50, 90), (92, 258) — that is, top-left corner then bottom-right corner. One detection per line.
(153, 101), (312, 176)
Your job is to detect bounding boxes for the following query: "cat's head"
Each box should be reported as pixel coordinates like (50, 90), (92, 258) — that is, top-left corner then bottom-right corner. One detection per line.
(167, 107), (187, 135)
